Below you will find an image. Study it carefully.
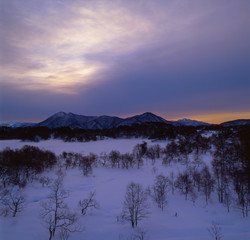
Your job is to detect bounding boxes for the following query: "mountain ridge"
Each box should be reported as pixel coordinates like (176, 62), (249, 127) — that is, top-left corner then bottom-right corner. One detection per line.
(220, 119), (250, 127)
(173, 118), (211, 126)
(0, 120), (36, 128)
(2, 112), (249, 129)
(36, 112), (170, 129)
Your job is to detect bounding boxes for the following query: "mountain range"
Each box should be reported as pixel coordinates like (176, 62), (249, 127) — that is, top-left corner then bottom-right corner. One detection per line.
(1, 112), (249, 129)
(36, 112), (170, 129)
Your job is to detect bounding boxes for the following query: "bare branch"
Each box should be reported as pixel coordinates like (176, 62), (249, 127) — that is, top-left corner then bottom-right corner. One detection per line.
(79, 191), (99, 215)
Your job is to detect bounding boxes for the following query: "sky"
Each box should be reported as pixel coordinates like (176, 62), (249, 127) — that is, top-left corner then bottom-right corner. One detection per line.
(0, 0), (249, 124)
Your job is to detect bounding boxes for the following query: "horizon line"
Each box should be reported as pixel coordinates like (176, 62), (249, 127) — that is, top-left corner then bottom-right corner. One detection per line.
(1, 111), (250, 125)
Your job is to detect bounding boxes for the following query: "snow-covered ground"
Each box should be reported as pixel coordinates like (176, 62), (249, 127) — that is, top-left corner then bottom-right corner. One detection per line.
(0, 138), (165, 155)
(0, 139), (249, 240)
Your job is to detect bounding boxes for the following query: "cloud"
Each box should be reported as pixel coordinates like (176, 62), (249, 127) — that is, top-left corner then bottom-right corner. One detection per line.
(1, 0), (159, 94)
(0, 0), (249, 121)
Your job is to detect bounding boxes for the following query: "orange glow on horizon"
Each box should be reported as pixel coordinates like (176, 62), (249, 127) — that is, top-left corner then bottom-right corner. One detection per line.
(166, 111), (250, 124)
(5, 111), (250, 124)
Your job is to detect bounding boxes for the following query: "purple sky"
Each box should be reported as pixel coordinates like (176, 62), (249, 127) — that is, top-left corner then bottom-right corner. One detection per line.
(0, 0), (249, 123)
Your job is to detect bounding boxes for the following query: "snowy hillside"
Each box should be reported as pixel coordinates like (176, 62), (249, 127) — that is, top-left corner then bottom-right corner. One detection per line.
(0, 138), (249, 240)
(174, 118), (211, 126)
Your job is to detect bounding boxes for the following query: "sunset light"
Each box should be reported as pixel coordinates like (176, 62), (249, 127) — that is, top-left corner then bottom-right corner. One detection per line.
(0, 0), (249, 123)
(0, 2), (250, 239)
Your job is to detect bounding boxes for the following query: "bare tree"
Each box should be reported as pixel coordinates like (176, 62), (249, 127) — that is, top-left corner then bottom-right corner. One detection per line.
(223, 186), (232, 213)
(0, 187), (25, 217)
(191, 170), (202, 192)
(169, 171), (175, 195)
(40, 171), (81, 240)
(79, 155), (94, 176)
(0, 166), (10, 188)
(145, 145), (161, 164)
(235, 179), (249, 217)
(99, 152), (109, 167)
(65, 158), (72, 170)
(175, 171), (193, 200)
(121, 182), (149, 228)
(153, 174), (168, 210)
(163, 141), (179, 165)
(200, 166), (214, 204)
(133, 142), (147, 169)
(208, 221), (223, 240)
(78, 191), (99, 215)
(121, 153), (134, 169)
(212, 140), (232, 204)
(109, 150), (121, 168)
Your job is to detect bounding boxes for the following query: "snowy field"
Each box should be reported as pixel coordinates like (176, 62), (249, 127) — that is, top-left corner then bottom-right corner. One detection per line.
(0, 139), (249, 240)
(0, 138), (161, 155)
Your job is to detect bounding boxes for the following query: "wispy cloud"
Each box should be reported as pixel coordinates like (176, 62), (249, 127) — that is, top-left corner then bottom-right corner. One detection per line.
(0, 0), (249, 121)
(1, 0), (158, 93)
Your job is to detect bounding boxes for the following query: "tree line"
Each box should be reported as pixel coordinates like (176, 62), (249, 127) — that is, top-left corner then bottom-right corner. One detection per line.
(0, 122), (222, 141)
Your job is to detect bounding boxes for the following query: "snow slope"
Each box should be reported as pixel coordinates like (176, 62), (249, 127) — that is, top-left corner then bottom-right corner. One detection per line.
(0, 139), (249, 240)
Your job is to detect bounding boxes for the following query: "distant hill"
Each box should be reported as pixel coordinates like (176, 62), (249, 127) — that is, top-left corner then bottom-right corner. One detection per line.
(221, 119), (250, 127)
(172, 118), (211, 127)
(0, 121), (35, 128)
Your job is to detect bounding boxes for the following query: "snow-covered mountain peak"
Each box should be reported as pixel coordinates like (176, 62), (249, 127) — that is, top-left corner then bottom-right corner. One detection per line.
(52, 112), (69, 117)
(175, 118), (210, 126)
